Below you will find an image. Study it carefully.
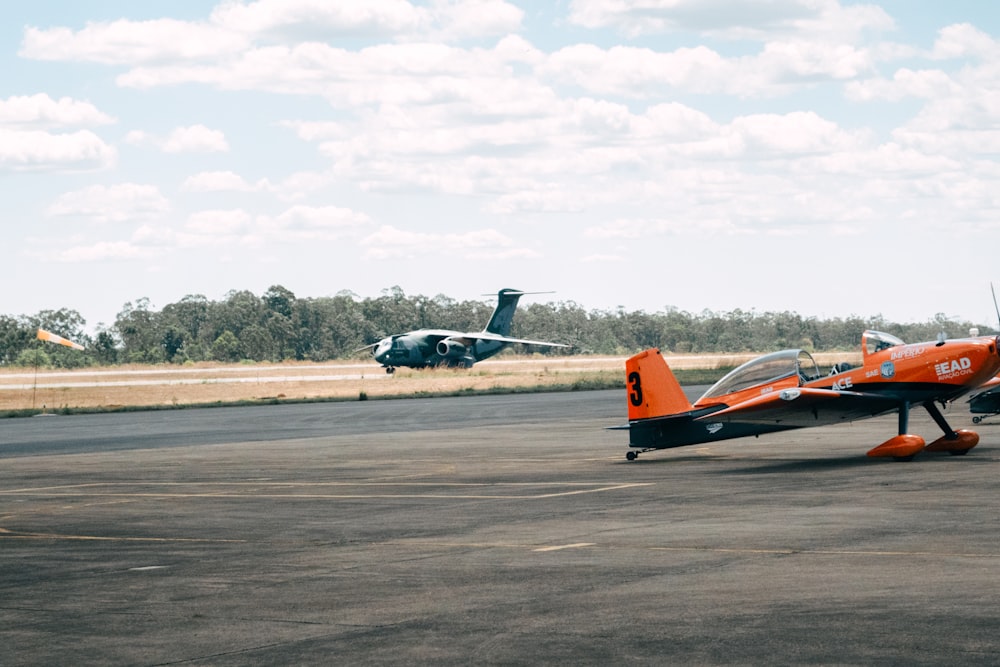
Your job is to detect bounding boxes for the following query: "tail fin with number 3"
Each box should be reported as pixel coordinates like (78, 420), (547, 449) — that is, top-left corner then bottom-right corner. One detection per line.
(626, 349), (694, 421)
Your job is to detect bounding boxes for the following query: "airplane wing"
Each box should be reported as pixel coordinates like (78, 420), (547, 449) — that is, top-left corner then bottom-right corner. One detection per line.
(457, 332), (569, 348)
(696, 387), (902, 428)
(969, 375), (1000, 400)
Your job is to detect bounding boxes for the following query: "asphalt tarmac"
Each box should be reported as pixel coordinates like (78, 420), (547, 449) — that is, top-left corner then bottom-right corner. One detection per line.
(3, 389), (1000, 665)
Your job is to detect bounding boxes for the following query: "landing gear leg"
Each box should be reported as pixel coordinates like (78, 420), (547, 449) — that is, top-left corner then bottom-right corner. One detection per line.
(893, 402), (916, 461)
(867, 402), (926, 460)
(923, 401), (979, 456)
(385, 366), (395, 375)
(924, 401), (956, 439)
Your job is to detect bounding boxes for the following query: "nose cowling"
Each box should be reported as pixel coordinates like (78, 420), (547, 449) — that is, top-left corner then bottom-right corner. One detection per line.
(373, 337), (393, 362)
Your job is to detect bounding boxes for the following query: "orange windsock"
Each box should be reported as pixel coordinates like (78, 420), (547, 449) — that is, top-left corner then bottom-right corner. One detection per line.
(37, 328), (85, 351)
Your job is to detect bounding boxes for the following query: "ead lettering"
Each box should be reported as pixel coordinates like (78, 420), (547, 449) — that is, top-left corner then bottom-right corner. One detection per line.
(935, 357), (972, 378)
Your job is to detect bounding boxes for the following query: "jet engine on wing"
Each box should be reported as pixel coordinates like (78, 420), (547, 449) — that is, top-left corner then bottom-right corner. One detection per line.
(436, 339), (468, 359)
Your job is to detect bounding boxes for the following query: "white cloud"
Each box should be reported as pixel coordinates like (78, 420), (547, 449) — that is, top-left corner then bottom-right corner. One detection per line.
(360, 224), (527, 259)
(845, 68), (959, 102)
(581, 253), (624, 262)
(127, 124), (229, 153)
(267, 205), (372, 237)
(50, 241), (156, 263)
(124, 205), (372, 252)
(0, 94), (116, 127)
(728, 112), (867, 155)
(425, 0), (524, 40)
(132, 209), (255, 249)
(567, 0), (893, 41)
(46, 183), (169, 222)
(25, 9), (885, 106)
(185, 209), (252, 235)
(209, 0), (427, 36)
(164, 125), (229, 152)
(20, 0), (523, 75)
(931, 23), (999, 61)
(182, 170), (263, 192)
(543, 40), (874, 98)
(19, 19), (249, 64)
(585, 217), (709, 240)
(0, 128), (116, 171)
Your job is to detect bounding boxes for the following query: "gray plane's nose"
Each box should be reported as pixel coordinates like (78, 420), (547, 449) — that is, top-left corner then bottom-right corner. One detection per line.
(373, 338), (392, 362)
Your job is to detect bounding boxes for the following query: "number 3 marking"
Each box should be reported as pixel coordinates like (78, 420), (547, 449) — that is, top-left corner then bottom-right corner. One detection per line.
(628, 371), (643, 406)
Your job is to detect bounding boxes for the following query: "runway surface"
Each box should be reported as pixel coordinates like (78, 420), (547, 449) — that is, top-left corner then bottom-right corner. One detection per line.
(3, 389), (1000, 665)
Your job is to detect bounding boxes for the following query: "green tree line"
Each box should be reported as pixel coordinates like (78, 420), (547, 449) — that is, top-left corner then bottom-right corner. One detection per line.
(1, 285), (993, 368)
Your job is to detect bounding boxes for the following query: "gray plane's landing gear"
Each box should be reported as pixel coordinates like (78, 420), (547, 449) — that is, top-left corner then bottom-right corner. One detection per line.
(385, 366), (395, 375)
(626, 448), (655, 461)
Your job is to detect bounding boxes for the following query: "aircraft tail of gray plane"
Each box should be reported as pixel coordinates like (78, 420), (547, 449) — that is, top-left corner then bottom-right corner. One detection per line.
(484, 288), (529, 336)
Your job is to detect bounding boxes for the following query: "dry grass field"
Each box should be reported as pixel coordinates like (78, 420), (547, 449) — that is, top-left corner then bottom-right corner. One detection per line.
(0, 351), (861, 413)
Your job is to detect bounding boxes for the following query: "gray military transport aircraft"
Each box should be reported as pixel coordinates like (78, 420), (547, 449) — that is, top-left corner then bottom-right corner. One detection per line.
(360, 288), (568, 373)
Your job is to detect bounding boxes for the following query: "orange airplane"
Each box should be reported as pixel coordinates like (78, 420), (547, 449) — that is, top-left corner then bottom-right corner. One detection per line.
(622, 330), (1000, 462)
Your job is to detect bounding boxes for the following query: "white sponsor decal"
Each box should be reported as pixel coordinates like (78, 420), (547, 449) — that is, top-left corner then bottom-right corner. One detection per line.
(935, 357), (973, 380)
(831, 377), (853, 390)
(891, 345), (927, 361)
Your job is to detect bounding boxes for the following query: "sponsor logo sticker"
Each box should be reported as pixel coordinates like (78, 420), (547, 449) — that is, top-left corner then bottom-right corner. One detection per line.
(880, 361), (895, 379)
(935, 357), (973, 380)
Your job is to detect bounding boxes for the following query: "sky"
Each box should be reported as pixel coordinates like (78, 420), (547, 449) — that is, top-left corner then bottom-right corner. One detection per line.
(3, 0), (1000, 332)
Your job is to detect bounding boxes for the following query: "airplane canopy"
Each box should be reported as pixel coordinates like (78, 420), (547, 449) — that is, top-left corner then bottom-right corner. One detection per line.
(700, 349), (819, 401)
(862, 330), (905, 357)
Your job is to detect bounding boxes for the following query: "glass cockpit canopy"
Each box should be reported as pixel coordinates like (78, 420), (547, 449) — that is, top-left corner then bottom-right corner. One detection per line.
(862, 330), (905, 356)
(699, 349), (820, 402)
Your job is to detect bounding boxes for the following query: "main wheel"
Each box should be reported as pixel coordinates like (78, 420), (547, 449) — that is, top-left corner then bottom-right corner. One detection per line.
(626, 451), (638, 461)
